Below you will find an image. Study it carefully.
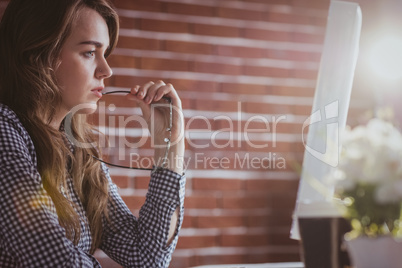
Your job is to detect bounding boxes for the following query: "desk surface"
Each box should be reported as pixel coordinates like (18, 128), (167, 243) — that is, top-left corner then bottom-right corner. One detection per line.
(191, 262), (304, 268)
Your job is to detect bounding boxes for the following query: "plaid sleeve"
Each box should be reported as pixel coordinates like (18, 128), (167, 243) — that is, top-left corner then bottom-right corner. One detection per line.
(0, 108), (101, 267)
(100, 165), (186, 268)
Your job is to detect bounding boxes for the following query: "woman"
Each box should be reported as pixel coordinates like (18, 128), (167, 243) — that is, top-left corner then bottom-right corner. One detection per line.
(0, 0), (185, 267)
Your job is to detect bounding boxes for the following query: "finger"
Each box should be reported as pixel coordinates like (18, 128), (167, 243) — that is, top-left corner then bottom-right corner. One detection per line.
(144, 80), (166, 104)
(130, 85), (139, 95)
(153, 83), (174, 102)
(126, 85), (140, 100)
(151, 83), (182, 110)
(137, 81), (155, 100)
(125, 84), (152, 118)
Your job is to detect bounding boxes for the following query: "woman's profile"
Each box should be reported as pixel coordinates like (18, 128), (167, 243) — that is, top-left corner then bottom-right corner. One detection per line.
(0, 0), (185, 267)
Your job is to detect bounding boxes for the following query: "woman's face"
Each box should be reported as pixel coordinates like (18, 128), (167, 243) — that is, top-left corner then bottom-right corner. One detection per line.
(55, 7), (112, 116)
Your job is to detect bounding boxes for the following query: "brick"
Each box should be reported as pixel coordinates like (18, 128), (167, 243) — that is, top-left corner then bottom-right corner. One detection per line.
(176, 234), (218, 249)
(245, 211), (293, 228)
(220, 233), (270, 247)
(112, 75), (144, 88)
(214, 118), (242, 134)
(269, 193), (298, 211)
(244, 65), (290, 77)
(292, 104), (313, 115)
(121, 195), (146, 210)
(133, 176), (151, 190)
(118, 17), (138, 29)
(244, 0), (292, 4)
(266, 49), (319, 62)
(181, 214), (195, 229)
(192, 178), (244, 191)
(185, 141), (248, 154)
(165, 2), (215, 17)
(292, 32), (325, 44)
(216, 45), (265, 58)
(194, 253), (246, 266)
(164, 40), (214, 55)
(184, 193), (219, 209)
(266, 12), (316, 25)
(246, 140), (306, 154)
(178, 95), (192, 110)
(185, 117), (219, 131)
(243, 101), (293, 114)
(221, 194), (270, 209)
(194, 61), (242, 75)
(291, 0), (330, 9)
(168, 79), (220, 92)
(110, 175), (131, 189)
(169, 254), (196, 268)
(272, 122), (303, 134)
(244, 28), (291, 42)
(140, 57), (190, 72)
(243, 101), (313, 117)
(196, 214), (246, 228)
(194, 99), (239, 112)
(267, 85), (315, 97)
(113, 75), (183, 90)
(217, 7), (264, 21)
(245, 179), (299, 192)
(107, 54), (139, 69)
(220, 83), (269, 95)
(117, 36), (161, 50)
(291, 68), (319, 79)
(114, 0), (162, 12)
(140, 18), (189, 33)
(193, 23), (240, 38)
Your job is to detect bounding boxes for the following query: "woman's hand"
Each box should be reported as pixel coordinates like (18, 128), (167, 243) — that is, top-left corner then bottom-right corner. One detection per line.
(126, 81), (185, 174)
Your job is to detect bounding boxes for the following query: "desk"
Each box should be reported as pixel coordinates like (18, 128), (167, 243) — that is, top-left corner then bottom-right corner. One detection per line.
(191, 262), (304, 268)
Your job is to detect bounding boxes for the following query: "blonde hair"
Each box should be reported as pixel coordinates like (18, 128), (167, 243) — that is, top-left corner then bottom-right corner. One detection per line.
(0, 0), (119, 253)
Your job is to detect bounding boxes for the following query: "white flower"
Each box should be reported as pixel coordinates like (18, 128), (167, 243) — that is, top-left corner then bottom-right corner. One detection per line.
(334, 118), (402, 201)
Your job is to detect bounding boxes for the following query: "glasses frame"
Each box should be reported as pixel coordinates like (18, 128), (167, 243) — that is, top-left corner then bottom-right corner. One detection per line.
(91, 90), (172, 171)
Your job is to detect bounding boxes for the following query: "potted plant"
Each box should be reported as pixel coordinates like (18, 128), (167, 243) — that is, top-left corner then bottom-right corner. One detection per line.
(329, 118), (402, 268)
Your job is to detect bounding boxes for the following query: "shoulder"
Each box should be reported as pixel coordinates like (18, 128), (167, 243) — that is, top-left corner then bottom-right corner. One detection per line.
(0, 103), (27, 134)
(0, 103), (36, 163)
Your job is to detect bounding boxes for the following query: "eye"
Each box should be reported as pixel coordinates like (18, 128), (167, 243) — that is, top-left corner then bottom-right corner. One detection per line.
(84, 50), (95, 58)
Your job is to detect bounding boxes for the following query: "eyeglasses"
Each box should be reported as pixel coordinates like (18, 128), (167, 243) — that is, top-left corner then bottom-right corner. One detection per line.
(91, 90), (172, 171)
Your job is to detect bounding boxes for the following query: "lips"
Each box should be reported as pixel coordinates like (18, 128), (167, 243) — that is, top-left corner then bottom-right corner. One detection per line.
(91, 87), (103, 98)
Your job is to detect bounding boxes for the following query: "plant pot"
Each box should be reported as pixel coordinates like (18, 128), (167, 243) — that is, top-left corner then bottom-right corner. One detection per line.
(345, 235), (402, 268)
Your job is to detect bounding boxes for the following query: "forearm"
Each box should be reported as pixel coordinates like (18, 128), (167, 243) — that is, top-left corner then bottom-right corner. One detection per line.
(154, 138), (184, 245)
(154, 137), (185, 175)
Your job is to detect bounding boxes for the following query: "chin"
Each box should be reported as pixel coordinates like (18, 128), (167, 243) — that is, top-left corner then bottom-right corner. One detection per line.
(70, 102), (98, 116)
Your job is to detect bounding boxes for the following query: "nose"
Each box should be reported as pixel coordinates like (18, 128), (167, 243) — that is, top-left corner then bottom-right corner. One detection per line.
(96, 59), (113, 79)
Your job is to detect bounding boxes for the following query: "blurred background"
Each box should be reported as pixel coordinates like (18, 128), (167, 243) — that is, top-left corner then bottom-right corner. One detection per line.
(2, 0), (402, 267)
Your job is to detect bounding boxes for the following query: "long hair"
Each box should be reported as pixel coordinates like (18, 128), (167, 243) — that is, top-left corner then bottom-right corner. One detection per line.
(0, 0), (119, 253)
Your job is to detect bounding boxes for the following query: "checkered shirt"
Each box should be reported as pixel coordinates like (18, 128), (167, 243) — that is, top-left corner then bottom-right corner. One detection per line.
(0, 103), (186, 267)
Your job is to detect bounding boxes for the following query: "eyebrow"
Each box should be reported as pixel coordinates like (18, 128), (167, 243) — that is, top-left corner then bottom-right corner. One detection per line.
(78, 41), (104, 47)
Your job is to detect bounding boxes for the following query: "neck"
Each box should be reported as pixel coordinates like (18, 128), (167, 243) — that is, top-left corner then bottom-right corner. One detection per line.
(50, 109), (68, 130)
